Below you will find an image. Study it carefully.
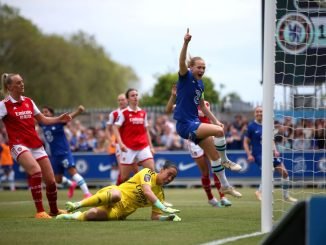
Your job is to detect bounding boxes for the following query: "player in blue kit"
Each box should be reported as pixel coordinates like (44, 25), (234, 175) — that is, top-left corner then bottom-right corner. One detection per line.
(243, 106), (297, 203)
(40, 105), (92, 199)
(173, 28), (242, 198)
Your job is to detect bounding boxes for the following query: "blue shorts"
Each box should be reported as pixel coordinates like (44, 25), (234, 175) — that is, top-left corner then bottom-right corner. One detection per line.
(1, 165), (13, 175)
(50, 154), (75, 175)
(176, 120), (201, 144)
(254, 155), (282, 168)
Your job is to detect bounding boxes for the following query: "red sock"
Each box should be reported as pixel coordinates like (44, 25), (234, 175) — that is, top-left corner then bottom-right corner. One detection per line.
(116, 173), (122, 186)
(201, 175), (214, 200)
(46, 182), (58, 214)
(213, 174), (224, 198)
(28, 172), (44, 213)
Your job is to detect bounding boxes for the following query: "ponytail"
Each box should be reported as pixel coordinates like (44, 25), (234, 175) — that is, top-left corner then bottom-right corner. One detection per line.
(1, 73), (16, 99)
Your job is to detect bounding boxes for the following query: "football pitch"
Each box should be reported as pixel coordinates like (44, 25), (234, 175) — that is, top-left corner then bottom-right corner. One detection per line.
(0, 188), (270, 245)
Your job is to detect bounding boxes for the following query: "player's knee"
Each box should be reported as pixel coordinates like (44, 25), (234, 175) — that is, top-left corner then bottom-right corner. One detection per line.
(110, 190), (121, 203)
(215, 128), (224, 137)
(282, 171), (289, 179)
(68, 167), (77, 176)
(86, 208), (108, 221)
(55, 176), (62, 183)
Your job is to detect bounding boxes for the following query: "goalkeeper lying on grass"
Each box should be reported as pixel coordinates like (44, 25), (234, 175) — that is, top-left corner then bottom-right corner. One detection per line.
(57, 160), (181, 222)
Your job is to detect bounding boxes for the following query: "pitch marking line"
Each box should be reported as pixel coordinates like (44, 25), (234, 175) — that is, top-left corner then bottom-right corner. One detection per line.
(200, 231), (266, 245)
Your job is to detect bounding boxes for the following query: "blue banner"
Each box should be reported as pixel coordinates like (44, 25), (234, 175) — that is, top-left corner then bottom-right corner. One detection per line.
(11, 151), (326, 181)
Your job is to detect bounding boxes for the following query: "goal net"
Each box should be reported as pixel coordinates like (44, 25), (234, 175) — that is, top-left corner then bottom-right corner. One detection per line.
(272, 0), (326, 223)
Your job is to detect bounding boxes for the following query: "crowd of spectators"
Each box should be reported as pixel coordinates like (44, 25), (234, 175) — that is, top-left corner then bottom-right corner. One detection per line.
(0, 112), (324, 154)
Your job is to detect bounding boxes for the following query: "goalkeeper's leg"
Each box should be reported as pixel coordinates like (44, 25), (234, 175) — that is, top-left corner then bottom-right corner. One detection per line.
(66, 187), (121, 212)
(57, 207), (109, 221)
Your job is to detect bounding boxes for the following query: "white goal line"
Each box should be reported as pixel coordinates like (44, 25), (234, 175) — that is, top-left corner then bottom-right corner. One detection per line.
(200, 231), (266, 245)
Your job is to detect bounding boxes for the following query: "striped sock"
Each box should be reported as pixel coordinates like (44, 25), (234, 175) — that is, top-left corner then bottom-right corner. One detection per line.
(214, 137), (228, 162)
(72, 173), (90, 195)
(211, 160), (230, 187)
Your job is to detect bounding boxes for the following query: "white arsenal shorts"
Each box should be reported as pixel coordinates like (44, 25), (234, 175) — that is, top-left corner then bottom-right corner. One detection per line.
(187, 140), (204, 159)
(119, 145), (153, 165)
(10, 145), (48, 162)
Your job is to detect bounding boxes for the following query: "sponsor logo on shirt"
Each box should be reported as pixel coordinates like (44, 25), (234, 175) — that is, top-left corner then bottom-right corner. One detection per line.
(15, 110), (32, 119)
(144, 174), (151, 182)
(129, 117), (144, 124)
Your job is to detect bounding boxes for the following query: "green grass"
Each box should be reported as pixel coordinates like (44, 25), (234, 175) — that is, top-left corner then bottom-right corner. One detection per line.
(0, 188), (278, 245)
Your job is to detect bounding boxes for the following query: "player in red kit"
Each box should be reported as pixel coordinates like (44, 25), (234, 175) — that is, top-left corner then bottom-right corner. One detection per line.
(106, 93), (138, 185)
(0, 73), (71, 219)
(113, 88), (155, 183)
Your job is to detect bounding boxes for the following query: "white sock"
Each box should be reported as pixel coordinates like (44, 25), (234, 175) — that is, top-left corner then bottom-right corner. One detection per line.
(282, 176), (290, 198)
(62, 176), (73, 187)
(8, 171), (15, 191)
(213, 137), (228, 162)
(211, 160), (230, 187)
(72, 173), (90, 194)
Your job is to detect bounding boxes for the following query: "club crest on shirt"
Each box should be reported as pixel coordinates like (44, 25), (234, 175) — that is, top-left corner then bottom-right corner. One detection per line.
(144, 174), (151, 182)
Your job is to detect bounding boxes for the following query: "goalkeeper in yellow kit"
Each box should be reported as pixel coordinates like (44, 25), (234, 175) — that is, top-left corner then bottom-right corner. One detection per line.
(56, 161), (181, 221)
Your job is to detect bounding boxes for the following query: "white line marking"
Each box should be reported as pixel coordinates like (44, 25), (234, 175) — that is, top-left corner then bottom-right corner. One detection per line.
(0, 201), (32, 205)
(200, 232), (265, 245)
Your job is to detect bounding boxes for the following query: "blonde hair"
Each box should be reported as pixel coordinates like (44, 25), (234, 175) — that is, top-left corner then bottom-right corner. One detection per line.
(187, 56), (204, 68)
(1, 73), (16, 98)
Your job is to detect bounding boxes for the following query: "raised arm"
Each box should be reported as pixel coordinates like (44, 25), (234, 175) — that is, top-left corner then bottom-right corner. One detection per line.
(179, 28), (192, 76)
(165, 84), (177, 114)
(35, 112), (71, 125)
(70, 105), (85, 119)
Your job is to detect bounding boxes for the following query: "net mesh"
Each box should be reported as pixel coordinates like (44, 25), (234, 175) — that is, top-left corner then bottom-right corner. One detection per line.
(273, 0), (326, 221)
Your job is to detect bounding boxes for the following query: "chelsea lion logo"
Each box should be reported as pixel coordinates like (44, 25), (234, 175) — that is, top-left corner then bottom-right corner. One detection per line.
(276, 12), (313, 55)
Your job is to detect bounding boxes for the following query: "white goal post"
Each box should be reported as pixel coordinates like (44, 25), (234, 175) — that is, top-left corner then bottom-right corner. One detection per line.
(262, 0), (276, 233)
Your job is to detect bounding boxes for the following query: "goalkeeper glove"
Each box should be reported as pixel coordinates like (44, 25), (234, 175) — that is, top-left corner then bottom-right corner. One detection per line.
(162, 207), (180, 214)
(154, 200), (180, 214)
(159, 214), (182, 221)
(171, 214), (181, 221)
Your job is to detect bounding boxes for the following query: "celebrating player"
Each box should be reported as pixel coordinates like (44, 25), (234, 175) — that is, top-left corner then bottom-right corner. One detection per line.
(56, 161), (181, 222)
(172, 29), (242, 197)
(112, 88), (155, 183)
(40, 105), (92, 199)
(243, 106), (297, 203)
(166, 84), (232, 206)
(0, 73), (70, 218)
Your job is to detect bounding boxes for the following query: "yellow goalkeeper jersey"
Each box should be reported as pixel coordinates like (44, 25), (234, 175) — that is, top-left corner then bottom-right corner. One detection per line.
(98, 168), (164, 219)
